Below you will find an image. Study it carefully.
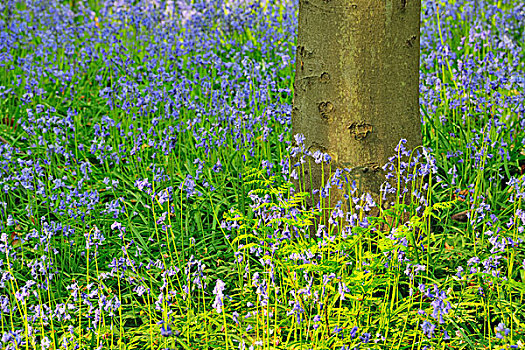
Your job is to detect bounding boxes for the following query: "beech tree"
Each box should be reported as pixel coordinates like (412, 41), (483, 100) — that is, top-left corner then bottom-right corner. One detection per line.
(292, 0), (423, 220)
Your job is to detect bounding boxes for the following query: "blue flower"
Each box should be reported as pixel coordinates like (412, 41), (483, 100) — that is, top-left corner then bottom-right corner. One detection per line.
(421, 320), (436, 338)
(360, 332), (371, 343)
(495, 322), (510, 339)
(212, 279), (226, 313)
(160, 323), (173, 337)
(350, 326), (358, 339)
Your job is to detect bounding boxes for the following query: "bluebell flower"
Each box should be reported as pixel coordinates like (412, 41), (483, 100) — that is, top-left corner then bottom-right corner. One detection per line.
(421, 320), (436, 338)
(212, 279), (226, 313)
(495, 322), (510, 339)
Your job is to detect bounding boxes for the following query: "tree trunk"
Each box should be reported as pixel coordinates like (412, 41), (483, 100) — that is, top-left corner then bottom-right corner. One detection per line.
(292, 0), (423, 227)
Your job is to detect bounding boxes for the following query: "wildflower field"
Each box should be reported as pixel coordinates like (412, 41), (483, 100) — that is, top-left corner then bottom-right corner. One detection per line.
(0, 0), (524, 349)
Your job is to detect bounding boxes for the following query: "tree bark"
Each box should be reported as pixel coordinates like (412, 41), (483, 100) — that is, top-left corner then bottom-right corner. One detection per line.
(292, 0), (423, 226)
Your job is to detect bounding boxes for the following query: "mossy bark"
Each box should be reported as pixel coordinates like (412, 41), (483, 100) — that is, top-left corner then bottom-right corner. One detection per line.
(292, 0), (423, 224)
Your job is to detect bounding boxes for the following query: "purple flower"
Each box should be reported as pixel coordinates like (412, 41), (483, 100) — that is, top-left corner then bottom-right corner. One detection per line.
(160, 322), (173, 337)
(294, 133), (305, 146)
(421, 320), (436, 338)
(212, 279), (226, 313)
(176, 0), (197, 24)
(360, 332), (371, 343)
(287, 300), (305, 325)
(350, 326), (358, 339)
(495, 322), (510, 339)
(212, 159), (223, 173)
